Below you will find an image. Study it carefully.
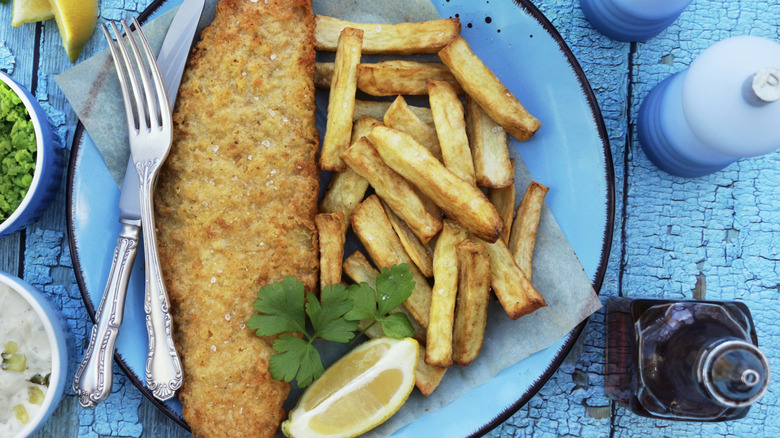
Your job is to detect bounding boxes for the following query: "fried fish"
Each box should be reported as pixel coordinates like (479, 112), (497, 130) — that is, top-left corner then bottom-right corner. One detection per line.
(154, 0), (319, 436)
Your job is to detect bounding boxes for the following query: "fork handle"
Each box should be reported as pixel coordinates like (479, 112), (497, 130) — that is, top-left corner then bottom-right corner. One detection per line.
(73, 224), (140, 408)
(137, 159), (183, 401)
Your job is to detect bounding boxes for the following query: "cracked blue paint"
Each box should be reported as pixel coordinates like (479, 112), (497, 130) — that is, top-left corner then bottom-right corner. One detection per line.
(0, 41), (15, 74)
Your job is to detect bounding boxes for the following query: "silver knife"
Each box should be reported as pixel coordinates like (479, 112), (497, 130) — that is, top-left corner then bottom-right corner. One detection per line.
(73, 0), (206, 408)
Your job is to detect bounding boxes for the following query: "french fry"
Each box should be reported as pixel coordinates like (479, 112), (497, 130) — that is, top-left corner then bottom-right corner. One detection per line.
(368, 126), (504, 242)
(342, 251), (426, 344)
(359, 61), (462, 96)
(342, 137), (442, 244)
(416, 188), (443, 221)
(488, 160), (516, 244)
(416, 345), (447, 396)
(314, 61), (334, 89)
(350, 195), (433, 329)
(383, 96), (442, 160)
(452, 239), (491, 366)
(315, 212), (347, 292)
(350, 115), (384, 143)
(315, 61), (462, 96)
(439, 36), (541, 141)
(508, 181), (549, 281)
(314, 15), (461, 55)
(428, 79), (476, 185)
(354, 99), (434, 126)
(426, 220), (467, 368)
(472, 235), (546, 319)
(319, 117), (382, 223)
(320, 27), (363, 171)
(380, 200), (434, 278)
(466, 96), (513, 188)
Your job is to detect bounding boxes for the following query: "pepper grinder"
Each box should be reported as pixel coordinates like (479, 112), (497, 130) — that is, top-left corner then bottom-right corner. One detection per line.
(638, 36), (780, 177)
(579, 0), (692, 42)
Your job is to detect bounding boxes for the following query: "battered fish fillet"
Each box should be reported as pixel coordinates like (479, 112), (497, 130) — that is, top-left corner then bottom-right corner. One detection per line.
(154, 0), (319, 436)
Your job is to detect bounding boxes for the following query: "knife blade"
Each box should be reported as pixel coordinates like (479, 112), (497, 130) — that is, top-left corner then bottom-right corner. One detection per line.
(120, 0), (206, 221)
(74, 0), (206, 409)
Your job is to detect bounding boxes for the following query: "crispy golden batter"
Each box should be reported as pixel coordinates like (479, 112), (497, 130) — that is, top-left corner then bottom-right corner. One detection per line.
(154, 0), (319, 436)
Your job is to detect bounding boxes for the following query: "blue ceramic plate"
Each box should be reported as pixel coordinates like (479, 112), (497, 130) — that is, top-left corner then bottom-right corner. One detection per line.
(67, 0), (614, 435)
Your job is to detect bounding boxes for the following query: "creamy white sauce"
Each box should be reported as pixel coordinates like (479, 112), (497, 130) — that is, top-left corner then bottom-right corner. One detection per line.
(0, 284), (51, 438)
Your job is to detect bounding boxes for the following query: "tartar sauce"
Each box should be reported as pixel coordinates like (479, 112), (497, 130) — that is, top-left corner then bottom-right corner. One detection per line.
(0, 284), (51, 438)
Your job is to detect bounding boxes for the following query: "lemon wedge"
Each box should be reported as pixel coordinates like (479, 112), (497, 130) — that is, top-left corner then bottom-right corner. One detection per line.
(11, 0), (54, 27)
(282, 337), (419, 438)
(47, 0), (99, 62)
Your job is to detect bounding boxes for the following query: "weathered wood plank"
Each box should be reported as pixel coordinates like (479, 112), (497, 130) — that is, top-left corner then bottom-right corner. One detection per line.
(615, 0), (780, 435)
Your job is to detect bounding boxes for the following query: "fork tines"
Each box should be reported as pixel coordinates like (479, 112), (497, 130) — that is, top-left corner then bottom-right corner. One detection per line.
(102, 18), (168, 133)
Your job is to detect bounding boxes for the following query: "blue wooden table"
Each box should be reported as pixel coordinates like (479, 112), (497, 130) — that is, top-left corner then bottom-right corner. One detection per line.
(1, 0), (778, 436)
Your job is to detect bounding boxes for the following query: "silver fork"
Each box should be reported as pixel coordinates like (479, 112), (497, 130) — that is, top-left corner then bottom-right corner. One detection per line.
(102, 18), (183, 401)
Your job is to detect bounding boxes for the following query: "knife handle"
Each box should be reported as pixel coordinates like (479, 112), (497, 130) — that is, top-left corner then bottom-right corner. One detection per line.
(73, 224), (140, 408)
(137, 160), (183, 401)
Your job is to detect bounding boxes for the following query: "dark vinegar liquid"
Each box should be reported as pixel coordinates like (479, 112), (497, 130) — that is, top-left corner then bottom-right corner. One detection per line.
(605, 297), (758, 421)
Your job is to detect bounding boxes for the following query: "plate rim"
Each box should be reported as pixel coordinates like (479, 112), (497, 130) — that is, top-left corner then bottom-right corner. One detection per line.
(65, 0), (615, 435)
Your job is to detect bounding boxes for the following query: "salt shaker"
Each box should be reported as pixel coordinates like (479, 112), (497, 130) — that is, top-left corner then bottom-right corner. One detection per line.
(579, 0), (692, 42)
(638, 36), (780, 177)
(606, 297), (770, 421)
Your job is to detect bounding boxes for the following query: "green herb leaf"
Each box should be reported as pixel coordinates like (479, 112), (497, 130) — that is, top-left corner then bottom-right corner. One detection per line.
(344, 282), (377, 321)
(380, 312), (415, 339)
(307, 285), (358, 343)
(248, 264), (416, 388)
(247, 276), (306, 336)
(268, 334), (323, 388)
(375, 264), (415, 316)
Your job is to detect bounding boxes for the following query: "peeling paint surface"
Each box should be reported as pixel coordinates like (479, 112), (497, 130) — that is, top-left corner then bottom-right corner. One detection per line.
(1, 0), (778, 437)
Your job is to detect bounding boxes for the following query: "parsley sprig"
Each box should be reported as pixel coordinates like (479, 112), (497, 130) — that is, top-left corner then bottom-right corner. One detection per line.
(247, 264), (416, 388)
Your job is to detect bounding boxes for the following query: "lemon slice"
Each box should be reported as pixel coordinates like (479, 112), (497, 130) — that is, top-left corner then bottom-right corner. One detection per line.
(282, 337), (419, 438)
(11, 0), (54, 27)
(47, 0), (99, 62)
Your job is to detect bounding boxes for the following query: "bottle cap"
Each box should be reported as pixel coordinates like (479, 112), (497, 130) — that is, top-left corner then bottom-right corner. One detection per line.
(682, 36), (780, 158)
(697, 339), (770, 408)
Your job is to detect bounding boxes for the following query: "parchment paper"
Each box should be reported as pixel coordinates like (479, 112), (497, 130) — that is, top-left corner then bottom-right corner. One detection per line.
(55, 0), (603, 435)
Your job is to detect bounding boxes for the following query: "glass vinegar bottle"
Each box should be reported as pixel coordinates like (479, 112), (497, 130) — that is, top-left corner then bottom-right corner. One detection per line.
(605, 297), (769, 421)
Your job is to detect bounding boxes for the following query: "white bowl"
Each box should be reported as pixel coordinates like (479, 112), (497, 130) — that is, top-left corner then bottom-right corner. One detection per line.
(0, 271), (68, 438)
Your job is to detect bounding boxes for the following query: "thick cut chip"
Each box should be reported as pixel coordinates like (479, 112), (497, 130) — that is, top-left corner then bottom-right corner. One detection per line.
(428, 79), (475, 184)
(350, 195), (433, 329)
(315, 15), (461, 55)
(472, 236), (546, 319)
(381, 201), (434, 278)
(488, 162), (516, 244)
(368, 126), (504, 242)
(439, 36), (541, 141)
(508, 181), (549, 281)
(452, 239), (491, 366)
(315, 212), (347, 291)
(315, 61), (462, 96)
(383, 95), (442, 161)
(342, 137), (442, 244)
(355, 99), (434, 126)
(426, 220), (467, 368)
(320, 27), (363, 171)
(319, 116), (381, 225)
(466, 96), (513, 188)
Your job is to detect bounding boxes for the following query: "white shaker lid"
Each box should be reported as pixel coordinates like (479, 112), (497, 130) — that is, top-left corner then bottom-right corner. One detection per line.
(682, 36), (780, 157)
